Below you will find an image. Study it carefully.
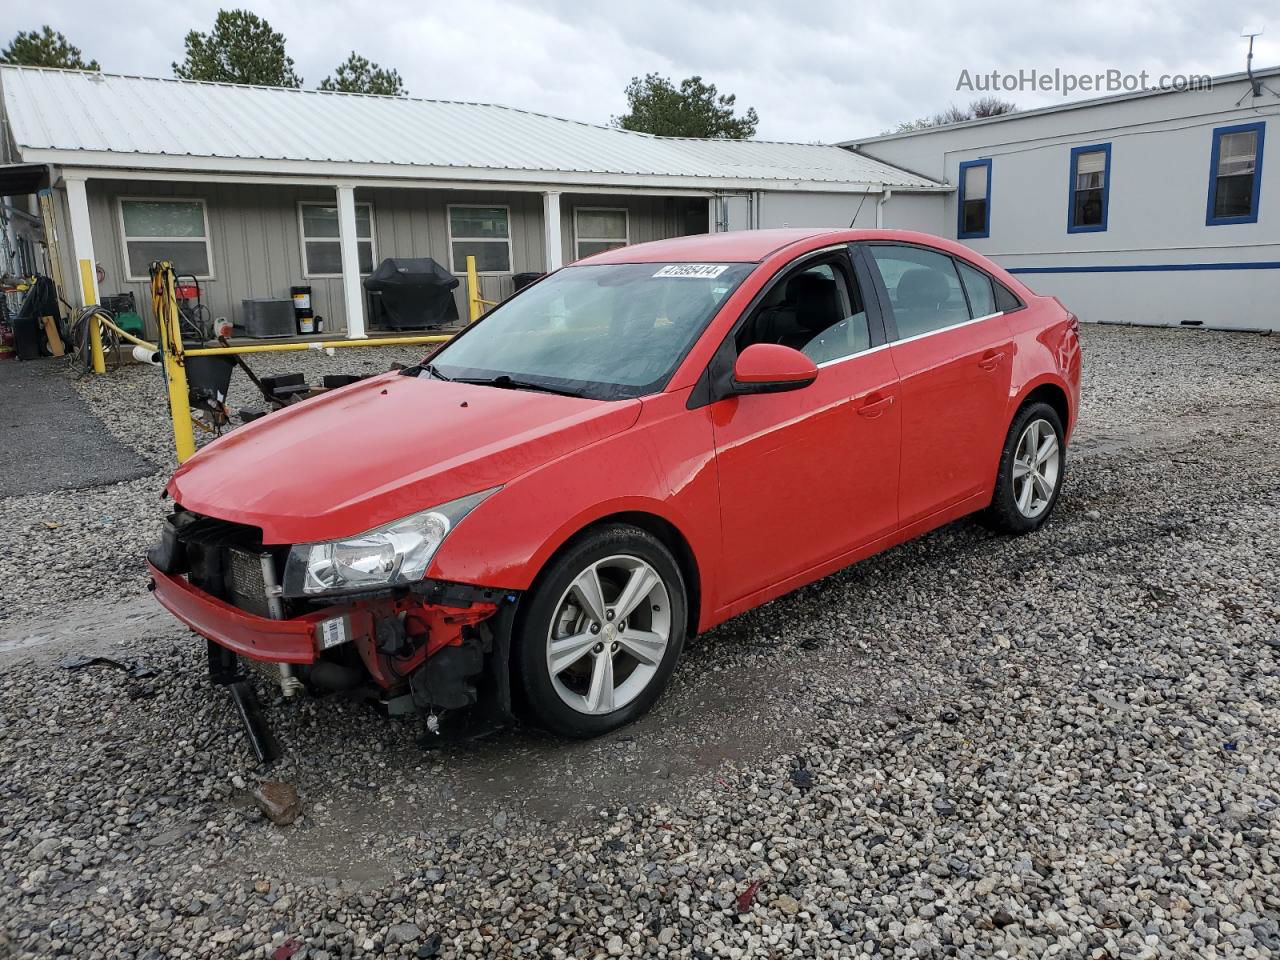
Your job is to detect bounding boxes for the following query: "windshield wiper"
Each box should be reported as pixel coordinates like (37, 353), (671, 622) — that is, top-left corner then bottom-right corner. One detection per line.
(420, 362), (452, 382)
(453, 374), (584, 398)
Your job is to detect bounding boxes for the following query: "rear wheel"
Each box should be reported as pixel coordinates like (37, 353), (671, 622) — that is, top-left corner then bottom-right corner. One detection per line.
(983, 402), (1065, 534)
(515, 525), (686, 738)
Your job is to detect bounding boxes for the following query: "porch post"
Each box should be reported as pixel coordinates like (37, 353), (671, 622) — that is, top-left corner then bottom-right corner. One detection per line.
(64, 175), (98, 306)
(542, 190), (563, 271)
(707, 196), (719, 233)
(335, 184), (367, 339)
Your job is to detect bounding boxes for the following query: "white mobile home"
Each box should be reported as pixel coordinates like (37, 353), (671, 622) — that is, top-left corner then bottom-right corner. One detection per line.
(844, 68), (1280, 332)
(0, 66), (945, 337)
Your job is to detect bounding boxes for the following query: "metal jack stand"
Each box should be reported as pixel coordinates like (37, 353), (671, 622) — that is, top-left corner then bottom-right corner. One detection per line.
(207, 640), (282, 765)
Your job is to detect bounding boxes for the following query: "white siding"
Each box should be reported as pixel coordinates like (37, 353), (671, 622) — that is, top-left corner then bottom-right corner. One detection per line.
(851, 76), (1280, 331)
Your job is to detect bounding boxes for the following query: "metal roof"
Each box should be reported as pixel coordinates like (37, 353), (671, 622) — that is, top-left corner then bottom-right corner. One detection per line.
(0, 66), (943, 191)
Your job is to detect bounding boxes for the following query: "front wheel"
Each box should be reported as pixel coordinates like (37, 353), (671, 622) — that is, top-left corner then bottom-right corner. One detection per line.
(515, 525), (687, 738)
(983, 402), (1066, 534)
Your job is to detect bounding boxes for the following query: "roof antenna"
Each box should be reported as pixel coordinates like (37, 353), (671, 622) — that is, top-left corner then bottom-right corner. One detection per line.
(1237, 27), (1279, 103)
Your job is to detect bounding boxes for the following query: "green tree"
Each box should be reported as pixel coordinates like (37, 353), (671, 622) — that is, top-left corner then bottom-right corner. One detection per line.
(173, 9), (301, 87)
(1, 26), (99, 70)
(890, 97), (1017, 134)
(614, 73), (758, 139)
(319, 52), (407, 96)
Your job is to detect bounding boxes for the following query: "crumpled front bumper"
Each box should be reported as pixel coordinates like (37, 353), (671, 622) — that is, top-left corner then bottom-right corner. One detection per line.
(149, 562), (320, 664)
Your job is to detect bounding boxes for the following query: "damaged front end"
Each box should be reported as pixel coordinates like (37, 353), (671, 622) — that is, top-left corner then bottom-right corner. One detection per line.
(147, 506), (519, 754)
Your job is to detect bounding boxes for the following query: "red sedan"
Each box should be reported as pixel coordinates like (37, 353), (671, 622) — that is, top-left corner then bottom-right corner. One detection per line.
(150, 229), (1081, 739)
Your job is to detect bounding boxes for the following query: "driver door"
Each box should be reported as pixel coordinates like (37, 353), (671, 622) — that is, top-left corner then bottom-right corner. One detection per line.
(709, 249), (901, 604)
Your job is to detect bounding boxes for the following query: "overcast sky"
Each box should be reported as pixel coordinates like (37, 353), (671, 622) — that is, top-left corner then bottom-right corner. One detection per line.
(20, 0), (1275, 141)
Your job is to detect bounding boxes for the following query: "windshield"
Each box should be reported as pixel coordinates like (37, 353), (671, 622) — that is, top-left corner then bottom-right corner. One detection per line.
(423, 261), (753, 400)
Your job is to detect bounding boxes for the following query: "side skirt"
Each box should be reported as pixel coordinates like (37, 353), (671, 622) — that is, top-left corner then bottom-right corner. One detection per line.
(706, 491), (990, 628)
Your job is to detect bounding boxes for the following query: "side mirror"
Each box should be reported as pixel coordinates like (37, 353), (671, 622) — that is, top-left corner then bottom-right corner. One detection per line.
(731, 343), (819, 395)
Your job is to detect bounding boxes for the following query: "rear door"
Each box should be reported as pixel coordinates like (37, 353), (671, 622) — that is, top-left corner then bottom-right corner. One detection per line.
(709, 247), (900, 603)
(859, 243), (1014, 527)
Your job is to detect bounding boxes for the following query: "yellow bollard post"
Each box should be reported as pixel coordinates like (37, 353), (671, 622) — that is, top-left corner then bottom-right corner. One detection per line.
(80, 258), (106, 374)
(466, 255), (482, 324)
(155, 264), (196, 463)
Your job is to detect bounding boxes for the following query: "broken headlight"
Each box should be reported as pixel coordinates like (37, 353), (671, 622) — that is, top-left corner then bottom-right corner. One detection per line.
(282, 488), (497, 597)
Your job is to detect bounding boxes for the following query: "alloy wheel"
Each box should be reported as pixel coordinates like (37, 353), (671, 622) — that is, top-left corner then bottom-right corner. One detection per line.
(1012, 417), (1061, 519)
(546, 554), (672, 716)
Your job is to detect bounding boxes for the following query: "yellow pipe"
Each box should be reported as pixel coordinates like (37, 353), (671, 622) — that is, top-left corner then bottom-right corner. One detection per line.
(80, 258), (105, 374)
(154, 264), (196, 463)
(97, 315), (158, 353)
(138, 259), (454, 464)
(464, 257), (496, 321)
(185, 335), (451, 358)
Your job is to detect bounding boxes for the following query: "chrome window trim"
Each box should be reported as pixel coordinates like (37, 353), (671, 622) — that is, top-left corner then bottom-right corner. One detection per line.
(813, 310), (1004, 369)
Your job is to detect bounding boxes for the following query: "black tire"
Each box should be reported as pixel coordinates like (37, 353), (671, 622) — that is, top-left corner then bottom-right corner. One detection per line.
(983, 401), (1066, 534)
(514, 524), (687, 739)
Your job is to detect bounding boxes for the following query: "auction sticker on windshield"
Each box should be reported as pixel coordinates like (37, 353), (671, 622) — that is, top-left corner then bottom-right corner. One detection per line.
(653, 264), (729, 279)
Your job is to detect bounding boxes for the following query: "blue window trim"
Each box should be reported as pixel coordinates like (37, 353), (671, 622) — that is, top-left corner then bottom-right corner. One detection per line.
(1206, 121), (1265, 226)
(1067, 142), (1111, 234)
(957, 158), (991, 239)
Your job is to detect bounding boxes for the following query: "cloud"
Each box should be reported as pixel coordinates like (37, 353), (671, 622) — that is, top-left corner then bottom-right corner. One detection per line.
(17, 0), (1272, 141)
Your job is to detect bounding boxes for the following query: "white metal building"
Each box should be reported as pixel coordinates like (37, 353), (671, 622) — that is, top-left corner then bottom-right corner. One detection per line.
(844, 67), (1280, 332)
(0, 66), (945, 336)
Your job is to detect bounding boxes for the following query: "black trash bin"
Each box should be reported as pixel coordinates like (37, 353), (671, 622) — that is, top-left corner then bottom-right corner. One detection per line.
(511, 271), (544, 292)
(363, 258), (459, 330)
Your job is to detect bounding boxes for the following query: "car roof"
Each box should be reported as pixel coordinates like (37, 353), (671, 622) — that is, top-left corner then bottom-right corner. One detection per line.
(579, 229), (843, 264)
(575, 228), (955, 265)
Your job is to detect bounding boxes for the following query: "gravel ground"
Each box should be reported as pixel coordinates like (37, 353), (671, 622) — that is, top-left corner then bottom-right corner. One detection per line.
(1, 324), (1278, 959)
(0, 347), (424, 623)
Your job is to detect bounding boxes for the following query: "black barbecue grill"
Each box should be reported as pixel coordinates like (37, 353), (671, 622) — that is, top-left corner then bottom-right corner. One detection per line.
(363, 257), (460, 330)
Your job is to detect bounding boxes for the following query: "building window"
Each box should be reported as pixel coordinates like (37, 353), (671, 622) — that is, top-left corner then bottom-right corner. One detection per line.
(957, 159), (991, 239)
(448, 205), (511, 273)
(1207, 122), (1265, 225)
(299, 202), (375, 277)
(574, 208), (629, 259)
(118, 198), (213, 281)
(1068, 143), (1111, 233)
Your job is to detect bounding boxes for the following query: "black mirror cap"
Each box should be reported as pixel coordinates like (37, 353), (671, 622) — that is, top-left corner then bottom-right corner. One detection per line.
(728, 374), (816, 397)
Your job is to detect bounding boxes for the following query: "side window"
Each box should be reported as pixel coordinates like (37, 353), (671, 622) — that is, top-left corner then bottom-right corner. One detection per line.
(869, 245), (971, 340)
(993, 281), (1023, 313)
(1068, 144), (1111, 232)
(957, 158), (991, 239)
(955, 260), (996, 317)
(737, 258), (871, 365)
(1207, 122), (1265, 225)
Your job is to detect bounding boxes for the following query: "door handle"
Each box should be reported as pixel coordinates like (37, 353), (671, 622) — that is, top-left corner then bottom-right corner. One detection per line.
(855, 394), (895, 418)
(977, 351), (1006, 371)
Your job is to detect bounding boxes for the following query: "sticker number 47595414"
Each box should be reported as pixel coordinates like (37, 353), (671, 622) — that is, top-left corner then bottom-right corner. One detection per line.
(317, 616), (350, 650)
(653, 264), (729, 279)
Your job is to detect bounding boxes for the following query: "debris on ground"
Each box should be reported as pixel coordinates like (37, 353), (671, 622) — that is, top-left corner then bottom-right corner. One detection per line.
(252, 782), (302, 826)
(772, 894), (801, 916)
(59, 653), (156, 679)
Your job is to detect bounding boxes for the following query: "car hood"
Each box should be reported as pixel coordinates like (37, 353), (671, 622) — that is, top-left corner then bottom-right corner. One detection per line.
(168, 372), (641, 543)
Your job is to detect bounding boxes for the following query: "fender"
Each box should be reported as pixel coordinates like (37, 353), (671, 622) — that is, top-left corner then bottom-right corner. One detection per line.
(1008, 371), (1078, 440)
(428, 389), (722, 628)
